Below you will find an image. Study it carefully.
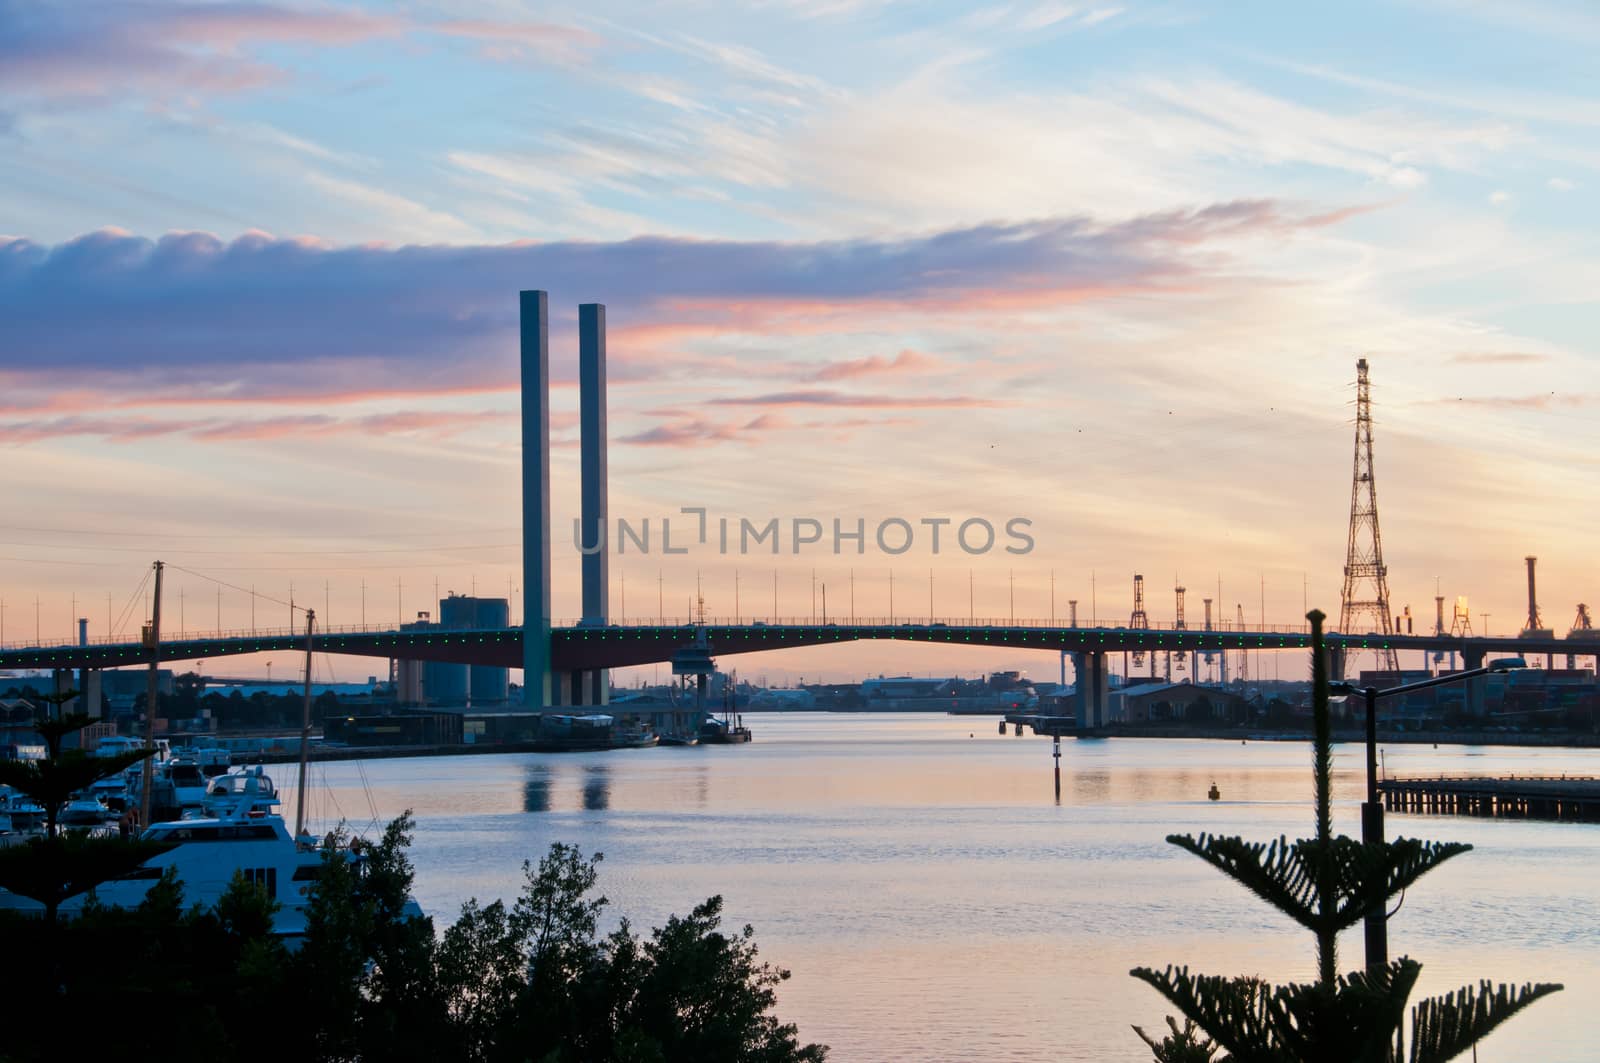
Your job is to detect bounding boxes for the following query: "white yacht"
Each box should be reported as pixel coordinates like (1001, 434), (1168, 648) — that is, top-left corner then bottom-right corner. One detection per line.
(0, 610), (423, 937)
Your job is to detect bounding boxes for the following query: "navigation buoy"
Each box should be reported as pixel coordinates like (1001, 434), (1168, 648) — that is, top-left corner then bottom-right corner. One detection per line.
(1208, 782), (1221, 801)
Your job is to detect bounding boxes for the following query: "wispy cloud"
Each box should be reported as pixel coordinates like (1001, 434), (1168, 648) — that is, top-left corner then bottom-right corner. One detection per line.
(811, 349), (941, 381)
(1425, 392), (1592, 410)
(705, 389), (1000, 409)
(431, 18), (601, 65)
(0, 408), (516, 446)
(1447, 351), (1552, 365)
(0, 1), (399, 101)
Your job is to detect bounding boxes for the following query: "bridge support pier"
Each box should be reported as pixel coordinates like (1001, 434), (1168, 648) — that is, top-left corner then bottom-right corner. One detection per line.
(1461, 647), (1487, 716)
(521, 290), (554, 707)
(1071, 651), (1111, 729)
(579, 303), (610, 707)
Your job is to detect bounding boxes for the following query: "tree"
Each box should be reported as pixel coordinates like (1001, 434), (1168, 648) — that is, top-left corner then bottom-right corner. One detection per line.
(1130, 611), (1561, 1061)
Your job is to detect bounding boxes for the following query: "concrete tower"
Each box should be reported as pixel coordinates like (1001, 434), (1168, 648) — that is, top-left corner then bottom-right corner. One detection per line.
(521, 291), (553, 706)
(578, 302), (610, 705)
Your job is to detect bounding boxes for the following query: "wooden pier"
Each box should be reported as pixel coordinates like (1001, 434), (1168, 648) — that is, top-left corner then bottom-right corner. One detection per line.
(1379, 776), (1600, 822)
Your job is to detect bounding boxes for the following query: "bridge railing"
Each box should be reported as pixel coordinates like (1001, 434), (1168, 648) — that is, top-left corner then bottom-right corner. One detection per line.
(555, 616), (1319, 634)
(0, 621), (412, 651)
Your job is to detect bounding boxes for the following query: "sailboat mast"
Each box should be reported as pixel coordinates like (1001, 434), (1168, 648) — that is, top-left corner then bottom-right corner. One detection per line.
(294, 608), (315, 841)
(140, 560), (164, 828)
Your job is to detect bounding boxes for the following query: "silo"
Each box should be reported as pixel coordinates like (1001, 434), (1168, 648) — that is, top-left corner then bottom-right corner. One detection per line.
(470, 597), (511, 705)
(425, 595), (472, 706)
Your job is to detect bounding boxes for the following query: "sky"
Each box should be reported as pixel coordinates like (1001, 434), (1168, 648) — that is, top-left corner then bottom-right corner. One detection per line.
(1, 0), (1598, 686)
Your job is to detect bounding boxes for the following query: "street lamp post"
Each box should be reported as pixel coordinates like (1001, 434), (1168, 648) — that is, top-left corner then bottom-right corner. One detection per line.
(1333, 656), (1524, 974)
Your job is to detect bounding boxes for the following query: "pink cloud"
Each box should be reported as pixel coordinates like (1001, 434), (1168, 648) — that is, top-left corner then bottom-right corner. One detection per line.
(1427, 392), (1591, 410)
(0, 408), (518, 446)
(0, 2), (400, 100)
(704, 390), (1003, 409)
(812, 349), (941, 381)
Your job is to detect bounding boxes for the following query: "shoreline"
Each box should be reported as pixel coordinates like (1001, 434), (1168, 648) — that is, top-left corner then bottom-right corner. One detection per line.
(227, 718), (1600, 765)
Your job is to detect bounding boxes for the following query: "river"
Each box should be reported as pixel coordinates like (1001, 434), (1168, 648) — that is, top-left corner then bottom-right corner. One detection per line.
(285, 713), (1598, 1061)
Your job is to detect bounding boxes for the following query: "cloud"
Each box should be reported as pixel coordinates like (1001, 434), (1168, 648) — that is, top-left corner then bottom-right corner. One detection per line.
(1547, 176), (1577, 191)
(618, 413), (789, 448)
(432, 18), (601, 65)
(0, 200), (1339, 401)
(1447, 351), (1552, 365)
(0, 408), (516, 445)
(1488, 189), (1513, 205)
(1427, 392), (1592, 410)
(811, 349), (940, 380)
(704, 390), (1000, 409)
(0, 1), (399, 100)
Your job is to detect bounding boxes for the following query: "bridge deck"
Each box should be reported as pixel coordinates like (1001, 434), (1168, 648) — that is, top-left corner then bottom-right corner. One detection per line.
(0, 621), (1591, 674)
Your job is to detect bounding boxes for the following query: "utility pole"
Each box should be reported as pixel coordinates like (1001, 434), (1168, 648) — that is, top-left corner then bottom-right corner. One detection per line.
(734, 569), (740, 623)
(928, 568), (934, 622)
(1338, 357), (1399, 675)
(889, 570), (895, 624)
(1009, 569), (1015, 624)
(294, 609), (315, 841)
(850, 569), (855, 622)
(140, 560), (164, 829)
(1237, 603), (1249, 684)
(968, 570), (974, 624)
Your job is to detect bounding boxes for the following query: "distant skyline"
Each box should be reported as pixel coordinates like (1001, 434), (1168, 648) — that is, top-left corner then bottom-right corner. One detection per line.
(1, 0), (1597, 684)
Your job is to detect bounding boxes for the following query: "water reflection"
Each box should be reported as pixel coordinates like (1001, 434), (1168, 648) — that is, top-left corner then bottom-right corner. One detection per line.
(522, 767), (552, 813)
(581, 765), (611, 811)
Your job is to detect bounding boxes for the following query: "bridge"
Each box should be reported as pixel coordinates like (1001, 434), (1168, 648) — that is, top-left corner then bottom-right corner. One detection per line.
(7, 616), (1591, 727)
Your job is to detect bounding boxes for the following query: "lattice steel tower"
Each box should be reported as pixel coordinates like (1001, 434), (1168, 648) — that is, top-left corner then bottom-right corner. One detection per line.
(1338, 358), (1399, 675)
(1130, 573), (1149, 669)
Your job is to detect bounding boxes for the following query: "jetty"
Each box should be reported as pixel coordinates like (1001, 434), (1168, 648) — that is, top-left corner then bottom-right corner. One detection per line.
(1379, 775), (1600, 822)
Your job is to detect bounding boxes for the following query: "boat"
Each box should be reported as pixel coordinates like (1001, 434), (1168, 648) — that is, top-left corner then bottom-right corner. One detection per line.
(0, 604), (423, 937)
(58, 794), (115, 830)
(202, 766), (281, 818)
(165, 754), (210, 815)
(656, 733), (699, 747)
(698, 718), (753, 744)
(699, 675), (753, 744)
(195, 745), (232, 777)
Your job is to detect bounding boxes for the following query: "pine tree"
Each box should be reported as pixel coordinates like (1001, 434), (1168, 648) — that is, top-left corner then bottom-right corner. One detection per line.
(1130, 610), (1561, 1062)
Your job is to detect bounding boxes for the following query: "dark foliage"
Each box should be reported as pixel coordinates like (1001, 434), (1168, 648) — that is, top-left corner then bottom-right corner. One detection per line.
(0, 815), (826, 1063)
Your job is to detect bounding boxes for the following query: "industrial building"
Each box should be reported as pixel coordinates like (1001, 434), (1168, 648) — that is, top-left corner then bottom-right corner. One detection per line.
(395, 594), (512, 708)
